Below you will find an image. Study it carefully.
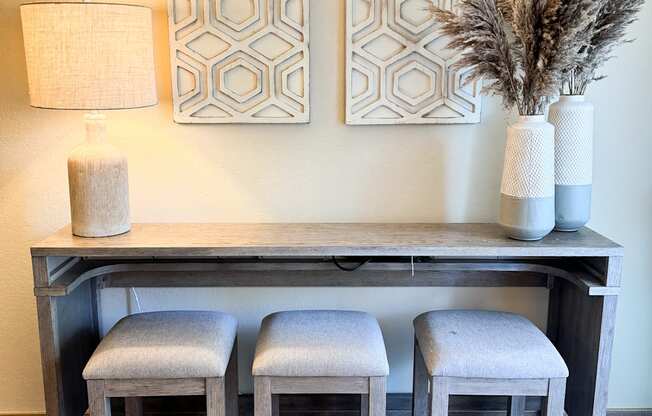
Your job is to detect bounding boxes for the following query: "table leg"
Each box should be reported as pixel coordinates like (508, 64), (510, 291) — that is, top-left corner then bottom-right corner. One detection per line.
(547, 277), (618, 416)
(35, 257), (100, 416)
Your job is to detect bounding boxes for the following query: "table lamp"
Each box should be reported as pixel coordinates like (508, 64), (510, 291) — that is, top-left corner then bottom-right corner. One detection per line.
(21, 2), (157, 237)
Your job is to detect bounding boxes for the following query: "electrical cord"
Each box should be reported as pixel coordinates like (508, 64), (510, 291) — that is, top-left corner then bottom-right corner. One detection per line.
(130, 287), (143, 313)
(331, 256), (371, 272)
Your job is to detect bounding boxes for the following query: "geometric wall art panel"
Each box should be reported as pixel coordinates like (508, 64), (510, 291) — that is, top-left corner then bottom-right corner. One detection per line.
(167, 0), (309, 123)
(346, 0), (481, 125)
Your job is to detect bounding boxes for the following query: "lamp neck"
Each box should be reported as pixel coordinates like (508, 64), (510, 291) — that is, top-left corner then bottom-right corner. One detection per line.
(84, 112), (107, 144)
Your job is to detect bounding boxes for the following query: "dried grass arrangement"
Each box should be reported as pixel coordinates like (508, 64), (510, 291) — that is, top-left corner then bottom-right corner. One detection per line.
(431, 0), (644, 114)
(566, 0), (645, 95)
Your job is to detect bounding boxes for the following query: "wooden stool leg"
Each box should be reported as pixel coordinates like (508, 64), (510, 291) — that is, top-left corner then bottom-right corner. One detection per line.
(368, 377), (386, 416)
(206, 378), (226, 416)
(225, 341), (239, 416)
(412, 338), (429, 416)
(507, 396), (526, 416)
(254, 377), (273, 416)
(542, 378), (566, 416)
(125, 398), (143, 416)
(430, 377), (449, 416)
(87, 381), (111, 416)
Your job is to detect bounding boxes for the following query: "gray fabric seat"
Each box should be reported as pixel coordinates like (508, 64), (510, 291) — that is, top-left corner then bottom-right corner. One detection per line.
(83, 311), (237, 380)
(252, 310), (389, 377)
(414, 310), (568, 379)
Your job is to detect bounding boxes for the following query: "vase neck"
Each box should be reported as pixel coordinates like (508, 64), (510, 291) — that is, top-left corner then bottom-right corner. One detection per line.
(84, 112), (107, 144)
(518, 115), (546, 123)
(559, 95), (585, 103)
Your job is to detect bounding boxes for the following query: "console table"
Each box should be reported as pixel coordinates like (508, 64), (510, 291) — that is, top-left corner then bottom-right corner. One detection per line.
(31, 223), (623, 416)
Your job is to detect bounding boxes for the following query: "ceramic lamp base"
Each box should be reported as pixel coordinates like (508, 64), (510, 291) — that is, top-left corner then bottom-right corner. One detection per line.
(68, 113), (130, 237)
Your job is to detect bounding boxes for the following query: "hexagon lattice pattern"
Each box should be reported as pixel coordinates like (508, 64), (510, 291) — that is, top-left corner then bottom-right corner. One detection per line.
(168, 0), (309, 123)
(346, 0), (481, 124)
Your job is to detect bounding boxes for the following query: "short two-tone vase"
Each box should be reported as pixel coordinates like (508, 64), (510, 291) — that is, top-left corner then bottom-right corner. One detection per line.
(548, 95), (593, 231)
(499, 115), (555, 241)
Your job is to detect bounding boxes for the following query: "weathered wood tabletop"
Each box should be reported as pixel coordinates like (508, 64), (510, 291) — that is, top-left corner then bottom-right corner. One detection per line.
(32, 223), (622, 258)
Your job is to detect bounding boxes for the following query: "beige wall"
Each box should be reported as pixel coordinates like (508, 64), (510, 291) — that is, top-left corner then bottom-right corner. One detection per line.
(1, 0), (651, 411)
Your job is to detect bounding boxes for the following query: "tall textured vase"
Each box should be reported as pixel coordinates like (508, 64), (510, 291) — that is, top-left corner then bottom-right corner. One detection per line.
(548, 95), (593, 231)
(499, 116), (555, 241)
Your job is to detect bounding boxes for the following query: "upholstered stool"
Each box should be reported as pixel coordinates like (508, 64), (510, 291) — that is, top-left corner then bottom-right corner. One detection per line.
(252, 310), (389, 416)
(83, 311), (238, 416)
(413, 310), (568, 416)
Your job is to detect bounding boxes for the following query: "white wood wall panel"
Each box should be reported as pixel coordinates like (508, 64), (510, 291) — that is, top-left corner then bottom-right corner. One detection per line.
(346, 0), (482, 125)
(168, 0), (310, 123)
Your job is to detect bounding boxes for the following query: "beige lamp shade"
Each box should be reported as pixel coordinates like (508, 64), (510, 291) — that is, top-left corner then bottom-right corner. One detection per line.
(20, 2), (157, 110)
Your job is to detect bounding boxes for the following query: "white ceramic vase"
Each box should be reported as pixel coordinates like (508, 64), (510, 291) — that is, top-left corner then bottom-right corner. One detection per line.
(499, 115), (555, 241)
(548, 95), (593, 231)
